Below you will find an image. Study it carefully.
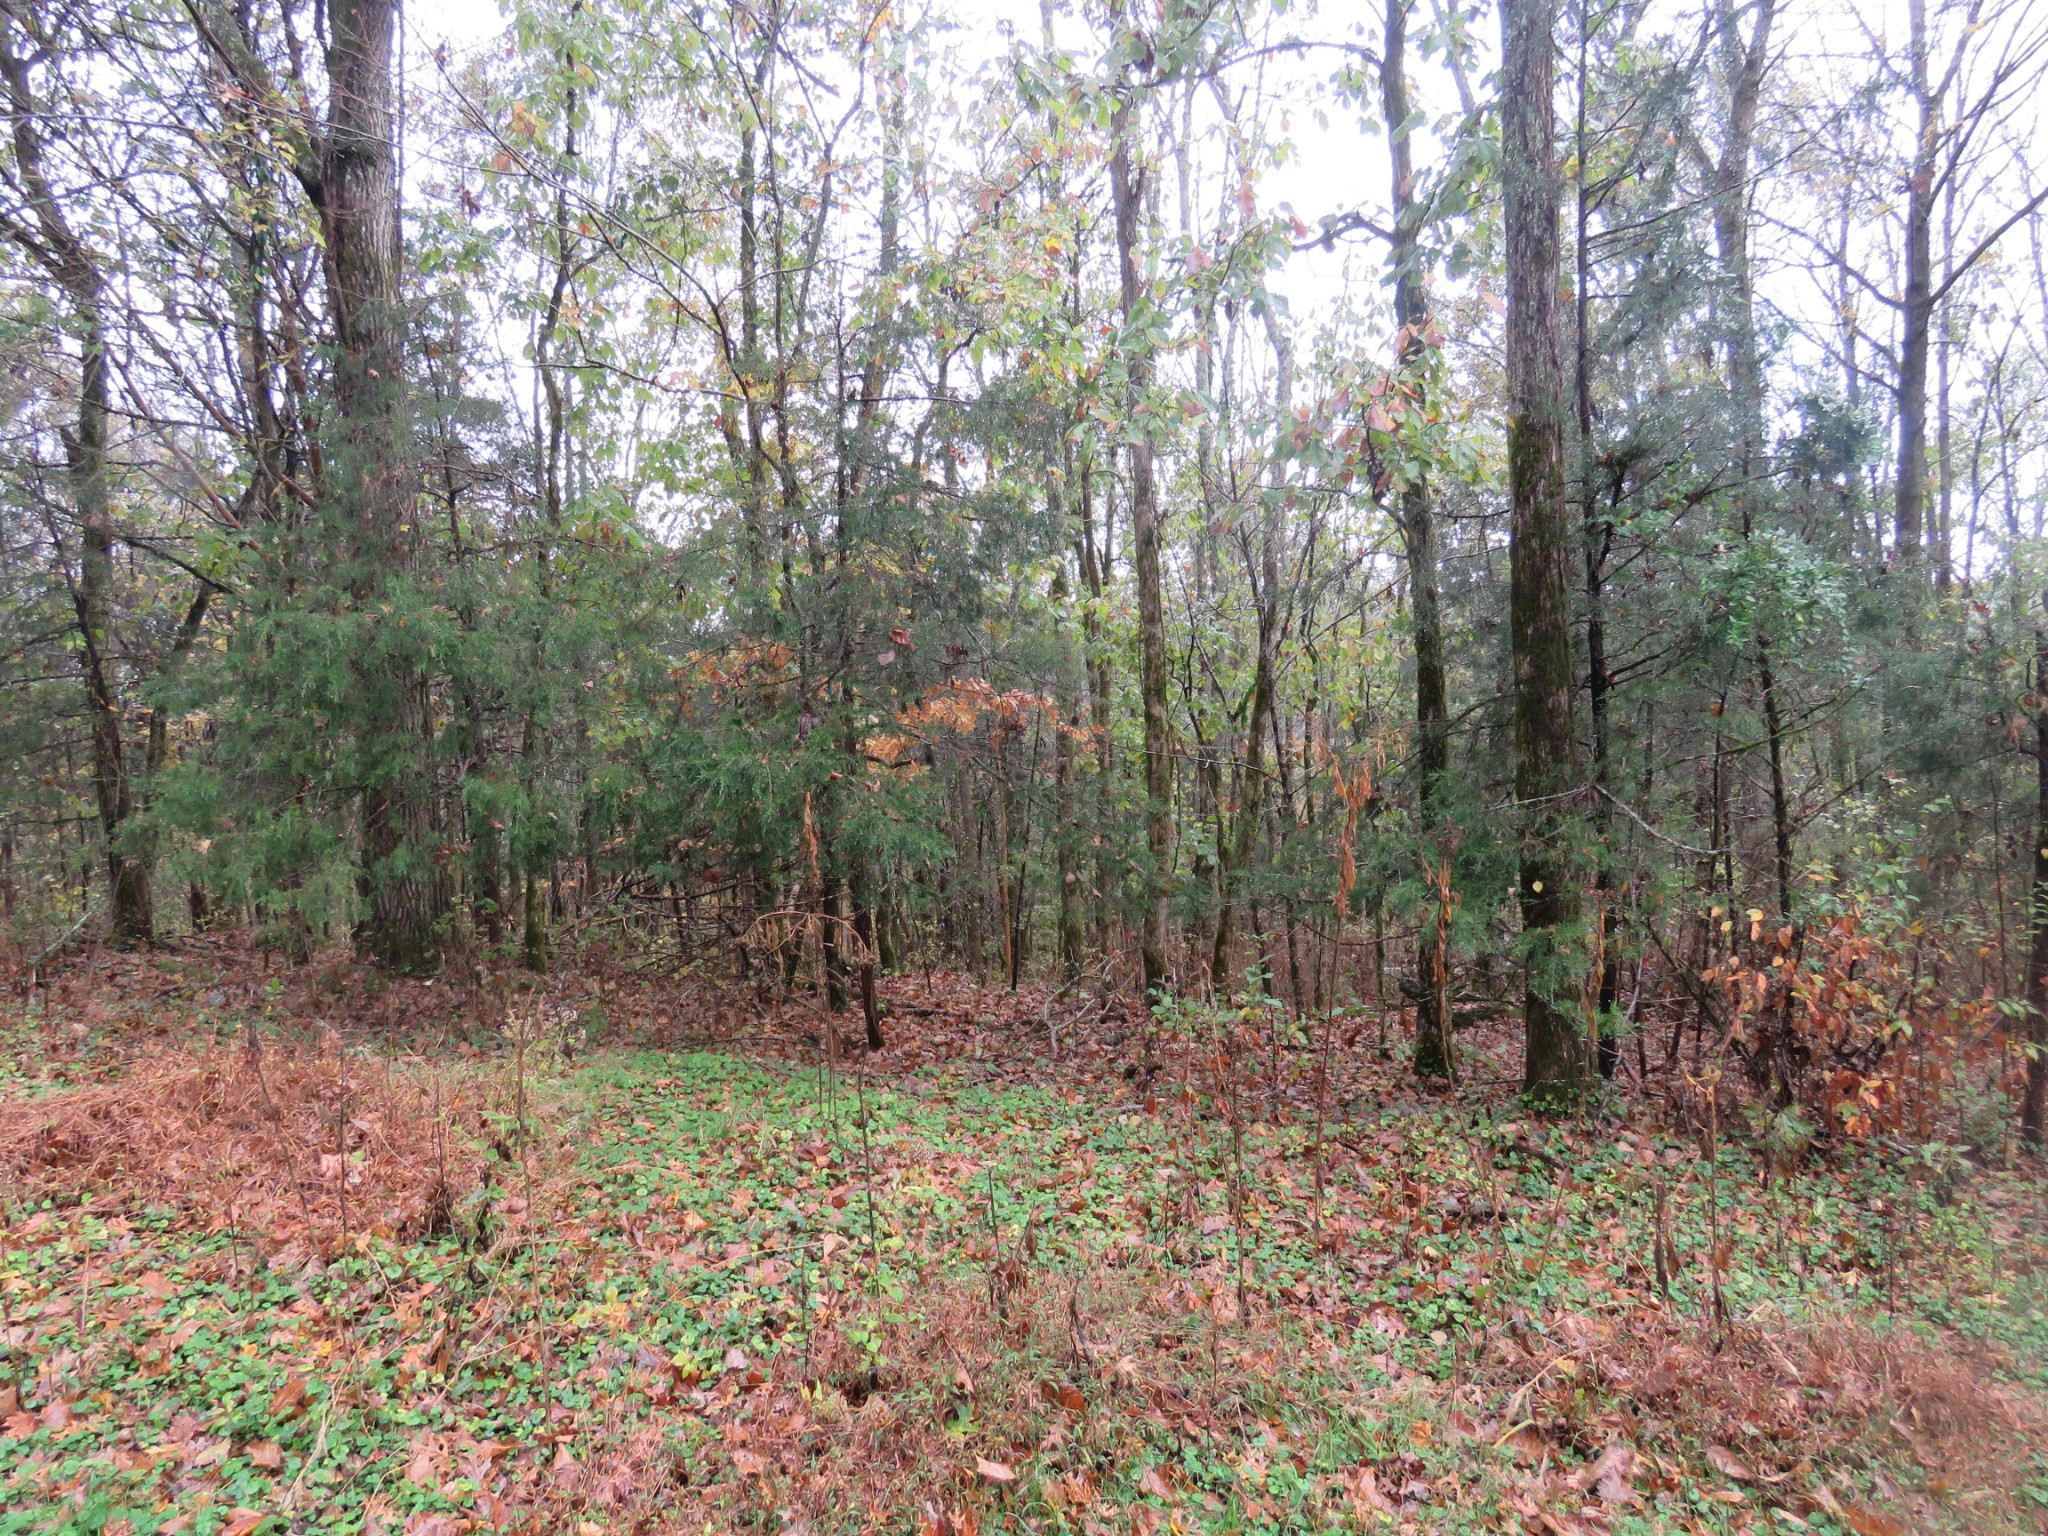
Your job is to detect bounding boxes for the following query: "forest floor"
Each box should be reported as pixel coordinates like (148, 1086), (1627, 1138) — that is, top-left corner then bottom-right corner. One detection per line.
(2, 937), (2046, 1536)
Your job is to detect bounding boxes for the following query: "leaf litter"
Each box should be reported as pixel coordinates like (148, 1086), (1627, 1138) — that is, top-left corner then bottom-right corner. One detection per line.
(3, 946), (2046, 1534)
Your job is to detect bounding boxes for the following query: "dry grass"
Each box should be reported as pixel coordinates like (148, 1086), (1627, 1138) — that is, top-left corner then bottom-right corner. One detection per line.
(1473, 1304), (2048, 1534)
(6, 944), (2043, 1535)
(536, 1250), (1411, 1536)
(541, 1251), (2048, 1536)
(0, 1033), (527, 1251)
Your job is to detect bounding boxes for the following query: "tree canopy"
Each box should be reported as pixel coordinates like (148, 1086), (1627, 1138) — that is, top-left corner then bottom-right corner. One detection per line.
(3, 0), (2047, 1128)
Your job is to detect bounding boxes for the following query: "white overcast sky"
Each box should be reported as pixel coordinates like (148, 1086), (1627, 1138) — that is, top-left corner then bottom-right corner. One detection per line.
(400, 0), (1386, 331)
(398, 0), (2048, 557)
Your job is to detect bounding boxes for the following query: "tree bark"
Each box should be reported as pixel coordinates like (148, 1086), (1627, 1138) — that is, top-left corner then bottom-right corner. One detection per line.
(733, 41), (776, 590)
(2026, 619), (2048, 1150)
(1075, 449), (1115, 952)
(1575, 3), (1621, 1078)
(1110, 85), (1174, 1004)
(73, 353), (153, 947)
(1053, 553), (1086, 983)
(0, 24), (153, 945)
(322, 0), (449, 971)
(1703, 0), (1795, 921)
(1211, 311), (1286, 997)
(1894, 0), (1934, 565)
(1384, 0), (1454, 1076)
(1501, 0), (1590, 1104)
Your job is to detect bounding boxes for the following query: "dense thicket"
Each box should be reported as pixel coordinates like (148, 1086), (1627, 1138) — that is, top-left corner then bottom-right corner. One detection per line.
(4, 0), (2046, 1126)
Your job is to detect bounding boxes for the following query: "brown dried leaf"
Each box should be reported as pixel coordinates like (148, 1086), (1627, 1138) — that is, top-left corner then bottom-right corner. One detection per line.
(1504, 1423), (1550, 1465)
(1348, 1464), (1397, 1516)
(1586, 1442), (1636, 1505)
(1705, 1444), (1753, 1482)
(246, 1440), (285, 1469)
(267, 1376), (309, 1420)
(550, 1439), (581, 1487)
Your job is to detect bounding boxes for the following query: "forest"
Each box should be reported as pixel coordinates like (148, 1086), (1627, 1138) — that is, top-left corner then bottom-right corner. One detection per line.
(3, 0), (2048, 1530)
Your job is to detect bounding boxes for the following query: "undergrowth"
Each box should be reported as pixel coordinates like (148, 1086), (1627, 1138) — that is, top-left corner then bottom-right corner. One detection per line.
(1, 972), (2044, 1536)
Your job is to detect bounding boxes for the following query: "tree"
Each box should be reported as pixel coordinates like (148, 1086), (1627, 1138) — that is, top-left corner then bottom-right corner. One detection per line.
(327, 0), (451, 971)
(0, 16), (154, 945)
(1, 0), (2044, 1150)
(1809, 0), (2048, 571)
(190, 0), (451, 970)
(2026, 614), (2048, 1148)
(1381, 0), (1454, 1076)
(1501, 0), (1591, 1103)
(1108, 26), (1175, 1005)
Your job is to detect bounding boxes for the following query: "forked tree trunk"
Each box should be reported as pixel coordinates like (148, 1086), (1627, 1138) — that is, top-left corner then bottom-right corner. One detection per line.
(1075, 450), (1115, 953)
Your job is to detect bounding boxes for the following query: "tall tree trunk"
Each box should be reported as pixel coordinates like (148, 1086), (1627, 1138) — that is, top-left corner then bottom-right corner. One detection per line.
(1575, 4), (1622, 1078)
(74, 356), (153, 947)
(1501, 0), (1589, 1104)
(1075, 449), (1115, 952)
(1211, 313), (1286, 997)
(2026, 617), (2048, 1150)
(324, 0), (448, 971)
(1053, 553), (1086, 984)
(1894, 0), (1934, 565)
(1179, 83), (1225, 982)
(1110, 85), (1174, 1004)
(0, 26), (153, 946)
(1760, 645), (1795, 917)
(1384, 0), (1454, 1076)
(433, 314), (503, 951)
(1935, 177), (1954, 591)
(1704, 0), (1793, 920)
(734, 44), (775, 591)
